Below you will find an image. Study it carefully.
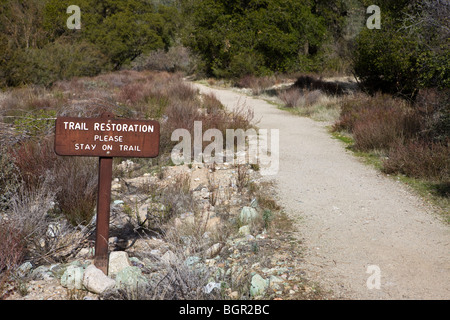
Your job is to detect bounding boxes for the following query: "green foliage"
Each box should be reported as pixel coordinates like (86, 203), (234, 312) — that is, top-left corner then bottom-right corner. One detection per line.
(353, 0), (449, 97)
(43, 0), (171, 69)
(181, 0), (327, 78)
(4, 40), (108, 87)
(353, 18), (419, 98)
(0, 0), (178, 87)
(13, 109), (57, 137)
(1, 0), (448, 93)
(81, 9), (165, 68)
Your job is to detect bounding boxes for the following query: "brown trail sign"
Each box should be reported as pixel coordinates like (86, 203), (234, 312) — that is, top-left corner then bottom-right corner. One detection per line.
(54, 112), (160, 274)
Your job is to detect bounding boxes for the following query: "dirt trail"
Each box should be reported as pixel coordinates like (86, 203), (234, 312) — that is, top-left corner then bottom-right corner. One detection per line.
(193, 83), (449, 300)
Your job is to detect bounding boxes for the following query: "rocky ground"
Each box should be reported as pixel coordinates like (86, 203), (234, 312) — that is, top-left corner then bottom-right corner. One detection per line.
(3, 160), (325, 300)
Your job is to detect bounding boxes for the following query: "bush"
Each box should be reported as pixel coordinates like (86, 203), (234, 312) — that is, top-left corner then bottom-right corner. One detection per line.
(0, 220), (26, 298)
(352, 105), (421, 152)
(353, 1), (450, 97)
(131, 45), (198, 74)
(182, 0), (327, 78)
(414, 88), (450, 143)
(236, 75), (276, 95)
(353, 22), (419, 98)
(383, 140), (449, 182)
(202, 93), (224, 115)
(4, 40), (108, 87)
(13, 109), (57, 138)
(54, 157), (98, 226)
(0, 147), (22, 211)
(5, 181), (56, 261)
(334, 89), (448, 152)
(278, 88), (302, 108)
(11, 138), (57, 190)
(293, 75), (348, 96)
(334, 93), (422, 151)
(0, 222), (26, 274)
(10, 137), (98, 226)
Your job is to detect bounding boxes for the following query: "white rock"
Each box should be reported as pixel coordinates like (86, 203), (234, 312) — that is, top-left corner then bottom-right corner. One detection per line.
(161, 250), (177, 265)
(61, 265), (84, 290)
(83, 265), (116, 294)
(239, 206), (258, 223)
(238, 225), (251, 236)
(250, 274), (269, 297)
(203, 282), (221, 294)
(108, 251), (131, 276)
(115, 266), (147, 292)
(17, 262), (33, 277)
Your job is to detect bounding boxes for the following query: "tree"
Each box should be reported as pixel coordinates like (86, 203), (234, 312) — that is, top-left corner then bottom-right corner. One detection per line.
(181, 0), (327, 78)
(401, 0), (450, 89)
(353, 0), (449, 98)
(44, 0), (168, 69)
(1, 0), (180, 86)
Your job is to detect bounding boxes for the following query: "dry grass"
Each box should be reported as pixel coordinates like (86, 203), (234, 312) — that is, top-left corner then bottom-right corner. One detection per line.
(0, 69), (271, 300)
(331, 90), (449, 214)
(236, 75), (277, 95)
(383, 140), (449, 182)
(333, 93), (422, 151)
(277, 86), (340, 122)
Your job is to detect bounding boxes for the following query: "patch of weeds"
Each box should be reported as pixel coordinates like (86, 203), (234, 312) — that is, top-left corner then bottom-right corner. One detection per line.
(13, 109), (57, 137)
(67, 288), (87, 300)
(262, 209), (273, 229)
(330, 129), (353, 145)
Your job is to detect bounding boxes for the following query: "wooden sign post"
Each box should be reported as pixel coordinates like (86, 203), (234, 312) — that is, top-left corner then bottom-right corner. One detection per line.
(54, 112), (160, 274)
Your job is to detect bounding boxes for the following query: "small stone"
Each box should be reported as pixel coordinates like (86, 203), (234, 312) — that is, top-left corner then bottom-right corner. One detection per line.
(149, 249), (161, 257)
(269, 275), (285, 291)
(161, 250), (177, 265)
(240, 206), (258, 223)
(250, 274), (268, 297)
(31, 266), (53, 281)
(238, 225), (251, 236)
(108, 251), (131, 276)
(17, 262), (33, 277)
(61, 265), (84, 290)
(115, 266), (147, 291)
(228, 291), (239, 299)
(83, 265), (116, 294)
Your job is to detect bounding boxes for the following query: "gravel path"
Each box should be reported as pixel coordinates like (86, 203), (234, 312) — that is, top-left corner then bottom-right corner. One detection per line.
(193, 83), (450, 300)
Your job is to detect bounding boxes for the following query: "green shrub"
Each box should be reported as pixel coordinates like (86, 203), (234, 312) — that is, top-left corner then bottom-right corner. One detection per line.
(181, 0), (327, 78)
(353, 1), (450, 97)
(131, 45), (198, 74)
(14, 109), (57, 137)
(353, 20), (419, 98)
(4, 40), (108, 87)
